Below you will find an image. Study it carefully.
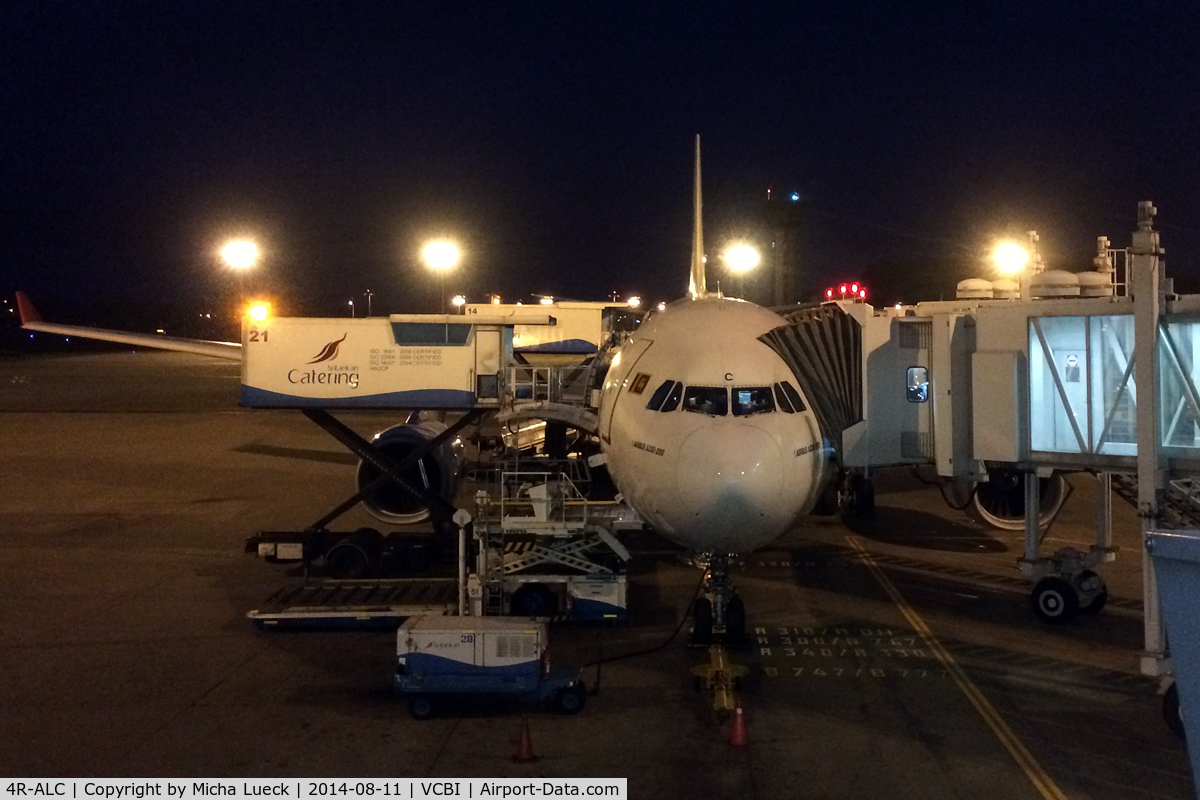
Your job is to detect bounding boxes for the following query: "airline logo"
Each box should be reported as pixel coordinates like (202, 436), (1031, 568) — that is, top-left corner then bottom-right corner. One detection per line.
(289, 333), (360, 389)
(308, 334), (347, 364)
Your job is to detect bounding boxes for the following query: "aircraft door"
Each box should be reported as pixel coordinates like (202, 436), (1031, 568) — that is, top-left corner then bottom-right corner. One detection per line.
(474, 327), (502, 400)
(599, 338), (653, 442)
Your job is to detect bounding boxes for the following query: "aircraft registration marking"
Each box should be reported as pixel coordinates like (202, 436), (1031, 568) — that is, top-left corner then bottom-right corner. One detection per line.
(632, 440), (665, 456)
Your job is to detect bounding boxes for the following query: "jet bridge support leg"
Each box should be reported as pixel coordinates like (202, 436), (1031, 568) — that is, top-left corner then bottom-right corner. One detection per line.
(1020, 470), (1110, 623)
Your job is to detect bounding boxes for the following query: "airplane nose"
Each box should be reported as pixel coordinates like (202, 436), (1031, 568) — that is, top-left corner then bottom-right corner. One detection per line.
(675, 424), (784, 549)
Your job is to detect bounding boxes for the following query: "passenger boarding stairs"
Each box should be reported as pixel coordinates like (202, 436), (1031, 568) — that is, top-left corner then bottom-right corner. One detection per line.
(1110, 473), (1200, 530)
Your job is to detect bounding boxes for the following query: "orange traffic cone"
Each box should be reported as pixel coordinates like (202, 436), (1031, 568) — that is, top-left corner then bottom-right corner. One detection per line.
(512, 716), (539, 763)
(729, 704), (748, 748)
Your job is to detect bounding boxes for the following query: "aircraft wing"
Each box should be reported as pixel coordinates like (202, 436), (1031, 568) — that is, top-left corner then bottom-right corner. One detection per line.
(15, 292), (243, 361)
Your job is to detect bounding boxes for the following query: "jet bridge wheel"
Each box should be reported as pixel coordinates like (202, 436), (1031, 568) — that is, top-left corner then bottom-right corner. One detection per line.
(1030, 577), (1079, 624)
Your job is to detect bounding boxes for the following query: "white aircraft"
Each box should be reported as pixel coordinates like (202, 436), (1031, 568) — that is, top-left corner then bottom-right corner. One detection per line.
(595, 137), (834, 640)
(599, 138), (830, 555)
(16, 137), (840, 642)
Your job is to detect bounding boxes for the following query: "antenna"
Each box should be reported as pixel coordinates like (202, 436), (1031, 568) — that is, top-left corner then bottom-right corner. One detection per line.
(688, 135), (706, 299)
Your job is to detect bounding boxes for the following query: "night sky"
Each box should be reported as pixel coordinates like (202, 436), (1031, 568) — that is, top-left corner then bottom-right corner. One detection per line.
(4, 2), (1200, 332)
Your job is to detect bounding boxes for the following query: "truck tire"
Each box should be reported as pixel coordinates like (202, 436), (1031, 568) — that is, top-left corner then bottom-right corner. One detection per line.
(325, 531), (380, 578)
(556, 685), (586, 715)
(408, 695), (435, 720)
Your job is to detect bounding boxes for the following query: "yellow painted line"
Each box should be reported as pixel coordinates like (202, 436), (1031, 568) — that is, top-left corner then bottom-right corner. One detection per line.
(847, 536), (1068, 800)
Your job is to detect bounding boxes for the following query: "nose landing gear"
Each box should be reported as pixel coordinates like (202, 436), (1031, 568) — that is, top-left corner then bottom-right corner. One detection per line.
(688, 553), (750, 649)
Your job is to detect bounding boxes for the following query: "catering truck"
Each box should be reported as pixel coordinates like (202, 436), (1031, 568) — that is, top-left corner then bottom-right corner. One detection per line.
(393, 615), (587, 719)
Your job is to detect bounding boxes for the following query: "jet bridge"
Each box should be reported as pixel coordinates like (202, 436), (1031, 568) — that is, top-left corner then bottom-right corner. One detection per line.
(767, 202), (1200, 677)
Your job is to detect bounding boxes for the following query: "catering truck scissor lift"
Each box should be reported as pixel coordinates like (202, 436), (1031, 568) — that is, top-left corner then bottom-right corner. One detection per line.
(239, 310), (637, 628)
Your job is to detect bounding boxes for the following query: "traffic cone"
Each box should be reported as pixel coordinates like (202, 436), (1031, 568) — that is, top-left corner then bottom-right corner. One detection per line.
(512, 716), (539, 763)
(729, 704), (748, 748)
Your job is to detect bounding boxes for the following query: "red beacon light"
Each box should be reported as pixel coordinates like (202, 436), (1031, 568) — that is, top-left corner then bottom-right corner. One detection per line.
(829, 281), (868, 302)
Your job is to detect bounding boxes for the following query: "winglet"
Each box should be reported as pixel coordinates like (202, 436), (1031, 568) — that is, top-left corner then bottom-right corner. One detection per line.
(688, 135), (707, 300)
(15, 292), (42, 325)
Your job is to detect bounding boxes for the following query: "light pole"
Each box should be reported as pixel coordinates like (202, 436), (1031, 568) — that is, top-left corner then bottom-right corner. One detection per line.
(221, 239), (258, 338)
(993, 242), (1029, 275)
(423, 240), (460, 314)
(452, 295), (466, 314)
(348, 299), (355, 318)
(993, 240), (1031, 300)
(364, 288), (373, 317)
(222, 239), (259, 298)
(723, 243), (760, 300)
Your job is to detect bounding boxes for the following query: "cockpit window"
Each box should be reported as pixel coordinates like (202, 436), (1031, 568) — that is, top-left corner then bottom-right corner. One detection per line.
(779, 380), (806, 412)
(732, 387), (775, 416)
(682, 386), (728, 416)
(773, 383), (795, 413)
(661, 380), (683, 412)
(646, 380), (674, 410)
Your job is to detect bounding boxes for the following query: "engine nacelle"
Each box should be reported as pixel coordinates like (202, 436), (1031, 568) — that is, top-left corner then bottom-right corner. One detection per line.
(356, 421), (461, 526)
(964, 468), (1069, 531)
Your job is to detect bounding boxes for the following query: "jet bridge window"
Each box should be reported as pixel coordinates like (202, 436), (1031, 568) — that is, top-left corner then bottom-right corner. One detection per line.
(776, 380), (806, 412)
(682, 386), (728, 416)
(732, 387), (775, 416)
(907, 367), (929, 403)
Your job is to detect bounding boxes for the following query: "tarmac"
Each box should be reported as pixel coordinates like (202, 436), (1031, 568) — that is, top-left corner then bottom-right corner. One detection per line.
(0, 349), (1193, 798)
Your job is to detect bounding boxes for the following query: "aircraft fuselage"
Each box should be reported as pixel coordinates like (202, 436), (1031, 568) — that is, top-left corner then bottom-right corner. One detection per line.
(599, 295), (828, 553)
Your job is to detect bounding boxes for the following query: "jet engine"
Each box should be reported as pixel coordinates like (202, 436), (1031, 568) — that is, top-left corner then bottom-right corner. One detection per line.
(356, 420), (461, 526)
(965, 468), (1069, 531)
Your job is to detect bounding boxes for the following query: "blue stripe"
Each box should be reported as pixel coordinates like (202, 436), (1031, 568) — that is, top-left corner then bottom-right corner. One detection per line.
(241, 385), (476, 408)
(571, 598), (627, 621)
(405, 651), (539, 677)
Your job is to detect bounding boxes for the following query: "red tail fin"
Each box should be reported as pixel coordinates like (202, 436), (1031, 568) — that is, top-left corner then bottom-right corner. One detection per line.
(15, 292), (43, 324)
